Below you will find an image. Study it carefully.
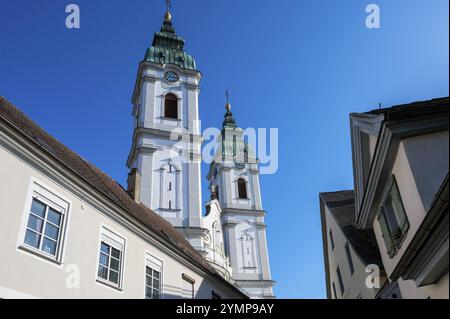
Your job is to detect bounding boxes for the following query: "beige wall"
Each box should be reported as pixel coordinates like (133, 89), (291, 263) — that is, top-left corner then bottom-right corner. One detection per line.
(0, 134), (243, 299)
(325, 206), (384, 299)
(372, 132), (449, 299)
(397, 274), (449, 299)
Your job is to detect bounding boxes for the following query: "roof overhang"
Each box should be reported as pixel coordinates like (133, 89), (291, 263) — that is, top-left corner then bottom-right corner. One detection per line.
(355, 104), (449, 228)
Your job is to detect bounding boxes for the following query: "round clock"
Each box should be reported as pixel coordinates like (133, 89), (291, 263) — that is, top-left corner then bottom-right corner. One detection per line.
(164, 71), (179, 83)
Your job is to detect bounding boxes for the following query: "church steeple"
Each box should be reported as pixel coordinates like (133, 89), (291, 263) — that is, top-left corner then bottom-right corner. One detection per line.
(206, 91), (274, 298)
(128, 0), (204, 252)
(143, 0), (197, 70)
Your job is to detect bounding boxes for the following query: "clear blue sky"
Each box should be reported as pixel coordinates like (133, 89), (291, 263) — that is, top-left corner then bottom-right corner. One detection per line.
(0, 0), (448, 298)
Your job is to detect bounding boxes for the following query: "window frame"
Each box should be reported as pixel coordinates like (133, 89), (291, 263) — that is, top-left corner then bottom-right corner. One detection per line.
(96, 226), (126, 290)
(18, 179), (71, 265)
(336, 266), (345, 296)
(144, 253), (163, 299)
(377, 175), (410, 258)
(345, 242), (354, 275)
(329, 229), (335, 251)
(332, 282), (337, 299)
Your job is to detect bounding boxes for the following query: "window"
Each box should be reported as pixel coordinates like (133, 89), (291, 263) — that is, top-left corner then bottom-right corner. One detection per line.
(182, 274), (195, 299)
(329, 229), (335, 250)
(212, 291), (222, 299)
(20, 181), (69, 262)
(145, 254), (163, 299)
(145, 267), (161, 299)
(237, 178), (247, 199)
(97, 228), (125, 288)
(377, 175), (410, 258)
(164, 93), (178, 119)
(24, 198), (63, 257)
(336, 266), (345, 296)
(345, 243), (354, 275)
(332, 282), (337, 299)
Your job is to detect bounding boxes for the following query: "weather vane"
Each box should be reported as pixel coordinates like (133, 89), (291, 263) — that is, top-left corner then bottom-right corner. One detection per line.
(166, 0), (171, 12)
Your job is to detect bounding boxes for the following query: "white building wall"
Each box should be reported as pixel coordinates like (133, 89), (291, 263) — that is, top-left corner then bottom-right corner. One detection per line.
(372, 134), (449, 299)
(0, 138), (243, 299)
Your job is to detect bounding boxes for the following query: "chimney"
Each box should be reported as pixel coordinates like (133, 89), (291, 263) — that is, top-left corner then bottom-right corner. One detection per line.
(210, 184), (218, 201)
(127, 168), (141, 203)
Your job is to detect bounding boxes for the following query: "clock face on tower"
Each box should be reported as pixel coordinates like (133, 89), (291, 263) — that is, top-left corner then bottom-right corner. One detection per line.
(164, 71), (179, 83)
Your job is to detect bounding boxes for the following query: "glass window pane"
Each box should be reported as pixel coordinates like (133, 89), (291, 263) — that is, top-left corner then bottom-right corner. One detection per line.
(30, 199), (46, 218)
(111, 247), (121, 259)
(153, 278), (160, 289)
(146, 267), (152, 275)
(145, 286), (152, 299)
(47, 208), (62, 226)
(153, 289), (160, 299)
(146, 275), (152, 287)
(27, 215), (44, 233)
(99, 253), (109, 267)
(44, 223), (59, 240)
(100, 242), (110, 254)
(25, 230), (41, 248)
(42, 238), (57, 255)
(384, 194), (400, 232)
(109, 270), (119, 284)
(110, 258), (120, 272)
(98, 265), (108, 280)
(154, 270), (160, 280)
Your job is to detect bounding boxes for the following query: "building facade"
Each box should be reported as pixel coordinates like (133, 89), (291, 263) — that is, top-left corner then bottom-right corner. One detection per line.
(320, 97), (449, 299)
(0, 6), (274, 299)
(0, 97), (246, 299)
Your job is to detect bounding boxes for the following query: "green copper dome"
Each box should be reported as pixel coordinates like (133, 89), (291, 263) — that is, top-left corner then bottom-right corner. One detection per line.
(212, 104), (257, 164)
(144, 15), (197, 71)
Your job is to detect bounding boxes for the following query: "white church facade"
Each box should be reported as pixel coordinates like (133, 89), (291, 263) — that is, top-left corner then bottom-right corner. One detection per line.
(0, 6), (274, 299)
(126, 8), (274, 299)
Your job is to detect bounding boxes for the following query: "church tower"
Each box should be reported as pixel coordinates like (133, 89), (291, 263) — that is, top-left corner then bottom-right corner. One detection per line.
(207, 99), (275, 299)
(127, 5), (205, 251)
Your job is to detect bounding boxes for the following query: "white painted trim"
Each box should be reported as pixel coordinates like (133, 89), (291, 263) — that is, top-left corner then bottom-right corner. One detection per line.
(95, 224), (127, 292)
(16, 177), (72, 266)
(144, 252), (164, 299)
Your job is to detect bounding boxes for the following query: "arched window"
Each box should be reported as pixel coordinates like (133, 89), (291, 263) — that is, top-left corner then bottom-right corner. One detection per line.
(237, 178), (247, 199)
(164, 93), (178, 119)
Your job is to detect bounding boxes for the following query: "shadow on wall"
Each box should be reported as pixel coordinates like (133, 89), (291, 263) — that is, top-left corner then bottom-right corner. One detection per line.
(161, 280), (226, 299)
